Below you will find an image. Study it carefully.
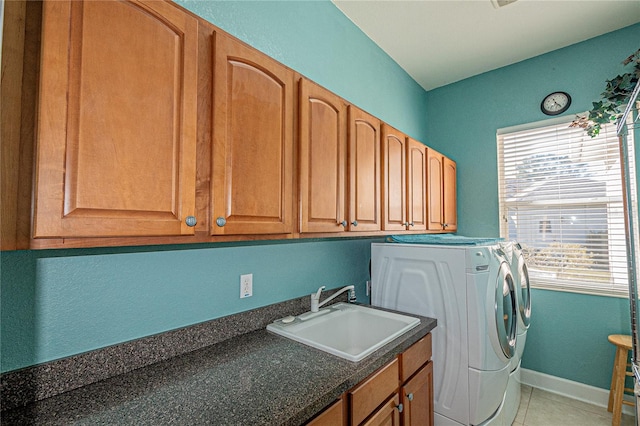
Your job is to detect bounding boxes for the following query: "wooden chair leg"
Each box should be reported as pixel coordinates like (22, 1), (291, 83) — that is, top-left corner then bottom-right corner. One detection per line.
(612, 347), (628, 426)
(608, 347), (619, 412)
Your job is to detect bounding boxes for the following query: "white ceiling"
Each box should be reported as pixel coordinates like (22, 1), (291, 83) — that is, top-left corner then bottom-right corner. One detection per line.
(332, 0), (640, 91)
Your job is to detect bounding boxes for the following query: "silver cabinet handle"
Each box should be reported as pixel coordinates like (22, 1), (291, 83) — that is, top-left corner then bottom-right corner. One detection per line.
(340, 220), (347, 227)
(185, 216), (197, 227)
(216, 217), (227, 227)
(407, 393), (414, 401)
(396, 403), (404, 413)
(409, 222), (414, 227)
(443, 223), (449, 229)
(403, 222), (409, 227)
(351, 220), (358, 227)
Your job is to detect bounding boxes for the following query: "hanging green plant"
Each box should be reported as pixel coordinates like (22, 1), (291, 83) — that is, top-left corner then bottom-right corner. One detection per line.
(570, 48), (640, 137)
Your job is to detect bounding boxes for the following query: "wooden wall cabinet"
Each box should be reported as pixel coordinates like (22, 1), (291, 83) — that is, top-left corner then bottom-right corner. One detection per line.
(381, 124), (407, 231)
(406, 138), (428, 232)
(427, 149), (457, 232)
(298, 85), (382, 234)
(211, 32), (294, 236)
(298, 78), (348, 233)
(381, 125), (429, 232)
(348, 106), (381, 232)
(3, 0), (458, 250)
(32, 0), (199, 238)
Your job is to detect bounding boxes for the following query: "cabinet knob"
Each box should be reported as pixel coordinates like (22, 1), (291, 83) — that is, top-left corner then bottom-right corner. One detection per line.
(185, 216), (197, 227)
(403, 222), (409, 227)
(442, 223), (449, 229)
(409, 222), (414, 227)
(396, 403), (404, 413)
(351, 220), (358, 227)
(340, 220), (347, 227)
(216, 217), (227, 227)
(407, 393), (414, 401)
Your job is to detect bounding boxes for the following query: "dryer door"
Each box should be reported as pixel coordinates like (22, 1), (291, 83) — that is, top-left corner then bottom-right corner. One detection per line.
(517, 253), (531, 329)
(495, 261), (517, 358)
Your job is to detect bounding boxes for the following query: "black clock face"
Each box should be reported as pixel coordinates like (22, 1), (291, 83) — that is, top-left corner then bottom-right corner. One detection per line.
(541, 92), (571, 115)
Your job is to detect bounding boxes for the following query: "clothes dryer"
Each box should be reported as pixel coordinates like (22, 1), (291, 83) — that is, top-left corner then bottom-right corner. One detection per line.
(503, 241), (531, 425)
(371, 241), (518, 426)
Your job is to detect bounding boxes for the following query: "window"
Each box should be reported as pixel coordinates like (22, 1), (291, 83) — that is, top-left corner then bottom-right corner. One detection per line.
(497, 117), (637, 295)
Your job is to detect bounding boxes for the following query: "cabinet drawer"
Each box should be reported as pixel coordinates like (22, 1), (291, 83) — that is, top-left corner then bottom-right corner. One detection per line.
(400, 334), (432, 382)
(349, 358), (399, 425)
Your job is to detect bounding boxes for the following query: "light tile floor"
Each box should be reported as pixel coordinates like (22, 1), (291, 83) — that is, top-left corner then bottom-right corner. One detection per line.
(513, 385), (635, 426)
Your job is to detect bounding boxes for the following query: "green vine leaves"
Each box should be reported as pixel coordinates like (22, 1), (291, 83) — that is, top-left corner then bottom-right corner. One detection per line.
(570, 48), (640, 137)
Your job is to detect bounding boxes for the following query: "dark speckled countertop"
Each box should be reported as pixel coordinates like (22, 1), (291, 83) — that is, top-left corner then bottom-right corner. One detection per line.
(1, 307), (436, 425)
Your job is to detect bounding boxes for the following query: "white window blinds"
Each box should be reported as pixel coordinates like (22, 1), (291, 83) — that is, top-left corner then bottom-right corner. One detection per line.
(497, 119), (636, 295)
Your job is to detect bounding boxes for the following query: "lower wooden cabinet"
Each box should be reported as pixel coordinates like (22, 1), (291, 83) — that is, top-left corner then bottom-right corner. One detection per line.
(307, 334), (433, 426)
(401, 362), (434, 426)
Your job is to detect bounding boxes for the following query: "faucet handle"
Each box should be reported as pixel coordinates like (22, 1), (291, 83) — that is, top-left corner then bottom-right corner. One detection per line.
(348, 287), (357, 303)
(310, 286), (325, 312)
(313, 286), (325, 300)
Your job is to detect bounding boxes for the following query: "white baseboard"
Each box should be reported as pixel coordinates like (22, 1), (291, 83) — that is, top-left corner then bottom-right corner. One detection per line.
(521, 368), (635, 416)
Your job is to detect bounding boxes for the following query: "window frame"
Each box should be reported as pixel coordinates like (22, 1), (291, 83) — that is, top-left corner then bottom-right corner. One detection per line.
(497, 115), (637, 297)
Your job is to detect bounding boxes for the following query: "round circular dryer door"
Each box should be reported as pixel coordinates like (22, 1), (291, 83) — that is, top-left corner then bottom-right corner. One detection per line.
(495, 261), (517, 359)
(517, 254), (531, 329)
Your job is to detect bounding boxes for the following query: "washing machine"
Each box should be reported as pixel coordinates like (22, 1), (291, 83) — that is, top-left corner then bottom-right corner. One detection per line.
(503, 241), (532, 425)
(371, 240), (518, 426)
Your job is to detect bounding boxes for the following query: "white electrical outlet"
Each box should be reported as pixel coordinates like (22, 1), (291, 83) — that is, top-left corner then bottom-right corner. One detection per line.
(240, 273), (253, 298)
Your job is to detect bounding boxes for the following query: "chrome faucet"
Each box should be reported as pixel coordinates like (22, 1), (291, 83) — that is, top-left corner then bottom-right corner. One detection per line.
(310, 285), (356, 313)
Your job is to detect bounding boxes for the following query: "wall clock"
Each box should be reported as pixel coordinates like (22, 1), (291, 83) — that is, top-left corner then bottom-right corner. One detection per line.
(541, 91), (571, 116)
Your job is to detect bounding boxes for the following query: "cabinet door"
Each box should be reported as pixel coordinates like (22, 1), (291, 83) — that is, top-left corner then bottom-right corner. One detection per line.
(427, 149), (444, 231)
(348, 106), (381, 232)
(362, 394), (402, 426)
(401, 362), (434, 426)
(33, 0), (198, 238)
(381, 124), (407, 231)
(349, 357), (399, 425)
(407, 138), (427, 232)
(211, 33), (294, 235)
(299, 79), (347, 233)
(443, 156), (457, 232)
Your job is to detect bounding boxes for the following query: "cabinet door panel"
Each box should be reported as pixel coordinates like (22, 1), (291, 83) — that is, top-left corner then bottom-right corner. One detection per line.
(427, 150), (444, 231)
(407, 138), (427, 231)
(349, 107), (381, 232)
(299, 79), (347, 233)
(34, 0), (198, 237)
(443, 157), (457, 232)
(402, 362), (434, 426)
(381, 125), (406, 231)
(212, 34), (294, 235)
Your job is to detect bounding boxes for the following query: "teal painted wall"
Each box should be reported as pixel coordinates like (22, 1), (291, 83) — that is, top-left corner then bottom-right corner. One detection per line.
(0, 1), (427, 373)
(425, 23), (640, 389)
(1, 240), (375, 372)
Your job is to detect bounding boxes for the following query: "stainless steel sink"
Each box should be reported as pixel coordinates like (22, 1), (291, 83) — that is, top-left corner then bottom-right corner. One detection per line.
(266, 303), (420, 361)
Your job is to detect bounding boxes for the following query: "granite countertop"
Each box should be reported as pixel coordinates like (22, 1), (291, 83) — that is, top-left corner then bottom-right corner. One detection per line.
(1, 308), (436, 426)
